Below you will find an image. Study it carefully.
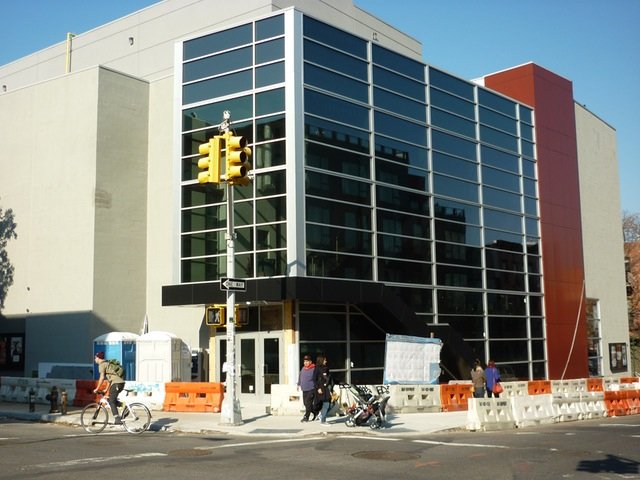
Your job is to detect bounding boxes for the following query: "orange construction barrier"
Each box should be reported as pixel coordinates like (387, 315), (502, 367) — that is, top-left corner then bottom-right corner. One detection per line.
(163, 382), (224, 413)
(587, 378), (604, 392)
(626, 389), (640, 415)
(619, 377), (640, 384)
(73, 380), (102, 406)
(527, 380), (552, 395)
(439, 383), (472, 412)
(604, 390), (630, 417)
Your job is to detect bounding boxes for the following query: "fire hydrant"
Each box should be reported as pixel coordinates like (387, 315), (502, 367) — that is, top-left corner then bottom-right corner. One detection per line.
(46, 386), (60, 414)
(28, 388), (36, 412)
(60, 388), (68, 415)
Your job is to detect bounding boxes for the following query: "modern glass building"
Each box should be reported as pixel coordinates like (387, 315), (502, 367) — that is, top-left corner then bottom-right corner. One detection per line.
(0, 1), (629, 399)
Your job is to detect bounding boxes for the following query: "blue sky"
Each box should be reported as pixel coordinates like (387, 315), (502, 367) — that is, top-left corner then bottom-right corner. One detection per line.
(1, 0), (638, 212)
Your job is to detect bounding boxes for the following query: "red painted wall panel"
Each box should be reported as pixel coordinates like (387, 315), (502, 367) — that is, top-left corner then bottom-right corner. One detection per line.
(484, 64), (588, 379)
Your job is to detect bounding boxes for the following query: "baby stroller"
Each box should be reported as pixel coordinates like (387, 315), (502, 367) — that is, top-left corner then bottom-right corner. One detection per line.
(340, 383), (390, 430)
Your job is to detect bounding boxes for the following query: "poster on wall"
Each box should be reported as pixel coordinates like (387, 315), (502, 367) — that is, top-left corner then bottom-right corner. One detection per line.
(608, 342), (628, 373)
(383, 334), (442, 384)
(0, 334), (25, 369)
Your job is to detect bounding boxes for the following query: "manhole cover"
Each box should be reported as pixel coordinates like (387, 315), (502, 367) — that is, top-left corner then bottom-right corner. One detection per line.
(352, 451), (419, 461)
(168, 449), (212, 458)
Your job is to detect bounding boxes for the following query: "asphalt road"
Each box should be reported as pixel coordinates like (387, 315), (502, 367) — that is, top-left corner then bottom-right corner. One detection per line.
(1, 415), (639, 479)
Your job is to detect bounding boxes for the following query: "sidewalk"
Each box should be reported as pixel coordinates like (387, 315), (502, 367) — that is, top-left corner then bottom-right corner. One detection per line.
(0, 402), (468, 437)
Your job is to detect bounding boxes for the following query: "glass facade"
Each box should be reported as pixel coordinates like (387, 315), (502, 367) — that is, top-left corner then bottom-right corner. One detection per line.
(178, 11), (543, 380)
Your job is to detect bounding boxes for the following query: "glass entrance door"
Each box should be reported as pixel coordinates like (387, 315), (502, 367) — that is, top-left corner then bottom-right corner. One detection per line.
(217, 332), (282, 403)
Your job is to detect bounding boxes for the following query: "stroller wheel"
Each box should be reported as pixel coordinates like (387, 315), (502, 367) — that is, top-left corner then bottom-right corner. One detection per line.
(345, 416), (356, 427)
(368, 416), (382, 430)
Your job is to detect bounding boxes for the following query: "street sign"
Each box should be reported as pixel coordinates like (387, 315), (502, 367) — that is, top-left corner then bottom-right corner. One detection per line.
(220, 277), (246, 291)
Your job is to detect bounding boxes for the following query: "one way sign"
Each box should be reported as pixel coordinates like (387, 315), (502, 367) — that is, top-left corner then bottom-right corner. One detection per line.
(220, 277), (246, 292)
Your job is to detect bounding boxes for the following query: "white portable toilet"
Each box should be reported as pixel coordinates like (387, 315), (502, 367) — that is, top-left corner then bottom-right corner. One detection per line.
(136, 331), (191, 382)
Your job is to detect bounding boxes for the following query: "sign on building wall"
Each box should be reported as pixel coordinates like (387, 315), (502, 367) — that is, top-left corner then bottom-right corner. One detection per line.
(383, 334), (442, 384)
(0, 334), (25, 370)
(609, 342), (628, 373)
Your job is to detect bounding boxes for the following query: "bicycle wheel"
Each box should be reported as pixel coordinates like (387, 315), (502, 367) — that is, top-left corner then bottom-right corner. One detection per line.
(80, 403), (109, 433)
(121, 403), (151, 434)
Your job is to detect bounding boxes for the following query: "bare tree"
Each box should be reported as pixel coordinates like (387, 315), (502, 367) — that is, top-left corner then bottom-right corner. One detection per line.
(0, 200), (17, 312)
(623, 211), (640, 374)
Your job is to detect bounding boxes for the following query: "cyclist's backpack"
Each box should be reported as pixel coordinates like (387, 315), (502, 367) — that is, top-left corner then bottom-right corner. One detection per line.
(106, 359), (125, 379)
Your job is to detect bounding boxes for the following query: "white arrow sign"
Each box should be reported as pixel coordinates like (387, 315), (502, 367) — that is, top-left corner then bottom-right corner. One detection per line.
(220, 277), (246, 291)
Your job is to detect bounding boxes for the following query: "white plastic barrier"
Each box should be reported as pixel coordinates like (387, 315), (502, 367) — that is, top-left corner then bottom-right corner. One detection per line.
(123, 381), (165, 411)
(269, 384), (304, 416)
(552, 393), (583, 422)
(579, 391), (607, 419)
(501, 381), (529, 397)
(35, 378), (77, 405)
(0, 377), (37, 402)
(467, 397), (516, 431)
(387, 384), (440, 413)
(417, 385), (442, 412)
(551, 379), (586, 395)
(510, 393), (555, 428)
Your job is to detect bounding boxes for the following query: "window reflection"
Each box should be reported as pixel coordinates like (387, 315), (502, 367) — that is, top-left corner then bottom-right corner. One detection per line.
(378, 258), (431, 284)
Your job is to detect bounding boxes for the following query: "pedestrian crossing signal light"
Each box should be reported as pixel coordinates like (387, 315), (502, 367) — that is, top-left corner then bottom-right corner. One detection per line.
(197, 137), (221, 184)
(205, 305), (225, 326)
(224, 133), (251, 186)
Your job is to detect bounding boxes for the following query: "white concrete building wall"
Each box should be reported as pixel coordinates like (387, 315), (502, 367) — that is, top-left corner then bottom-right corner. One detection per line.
(575, 103), (629, 376)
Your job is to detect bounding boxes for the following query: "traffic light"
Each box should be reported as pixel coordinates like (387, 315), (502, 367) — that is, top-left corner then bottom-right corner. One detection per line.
(224, 133), (251, 186)
(205, 305), (226, 326)
(197, 136), (222, 184)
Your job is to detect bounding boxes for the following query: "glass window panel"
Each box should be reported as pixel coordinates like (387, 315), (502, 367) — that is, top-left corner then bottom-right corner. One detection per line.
(256, 114), (285, 141)
(256, 88), (285, 116)
(375, 158), (428, 191)
(483, 208), (523, 233)
(437, 264), (482, 288)
(305, 63), (368, 103)
(256, 223), (286, 249)
(303, 39), (368, 80)
(524, 196), (538, 216)
(436, 242), (482, 267)
(479, 106), (517, 134)
(306, 171), (371, 205)
(484, 228), (523, 251)
(256, 38), (284, 64)
(440, 315), (485, 339)
(306, 252), (372, 280)
(527, 240), (540, 255)
(256, 250), (286, 276)
(431, 108), (476, 138)
(375, 135), (427, 169)
(307, 197), (371, 229)
(527, 254), (541, 274)
(522, 159), (536, 178)
(255, 141), (285, 169)
(350, 342), (386, 368)
(373, 66), (426, 102)
(182, 183), (226, 208)
(430, 88), (475, 119)
(235, 226), (253, 252)
(429, 68), (474, 101)
(305, 116), (369, 154)
(522, 140), (535, 158)
(374, 87), (426, 122)
(480, 145), (519, 173)
(184, 23), (252, 61)
(234, 200), (253, 227)
(378, 258), (431, 284)
(183, 96), (252, 133)
(486, 269), (525, 291)
(256, 14), (284, 41)
(489, 340), (528, 362)
(528, 273), (542, 292)
(183, 46), (252, 83)
(235, 252), (253, 278)
(435, 220), (482, 246)
(376, 185), (429, 216)
(350, 314), (386, 341)
(299, 311), (345, 341)
(306, 141), (370, 178)
(256, 170), (286, 197)
(531, 317), (544, 338)
(485, 248), (524, 271)
(525, 217), (539, 238)
(478, 89), (517, 117)
(182, 204), (226, 232)
(181, 230), (226, 256)
(531, 340), (544, 361)
(431, 130), (477, 160)
(305, 89), (369, 129)
(487, 293), (526, 315)
(483, 186), (521, 212)
(529, 296), (542, 316)
(306, 224), (372, 255)
(389, 286), (433, 313)
(303, 16), (367, 59)
(432, 151), (477, 182)
(488, 317), (527, 338)
(372, 44), (425, 81)
(181, 256), (224, 283)
(433, 198), (480, 224)
(437, 290), (483, 314)
(520, 106), (533, 125)
(256, 197), (286, 223)
(377, 210), (429, 237)
(374, 111), (426, 145)
(378, 234), (430, 261)
(183, 70), (252, 105)
(480, 125), (518, 152)
(520, 123), (533, 142)
(256, 61), (284, 88)
(482, 165), (520, 192)
(432, 174), (479, 203)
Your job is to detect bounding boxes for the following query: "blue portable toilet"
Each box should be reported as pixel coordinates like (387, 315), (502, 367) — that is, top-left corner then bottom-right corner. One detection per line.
(93, 332), (139, 380)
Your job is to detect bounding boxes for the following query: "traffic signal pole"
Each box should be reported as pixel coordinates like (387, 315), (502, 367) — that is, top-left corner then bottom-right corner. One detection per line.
(220, 182), (243, 425)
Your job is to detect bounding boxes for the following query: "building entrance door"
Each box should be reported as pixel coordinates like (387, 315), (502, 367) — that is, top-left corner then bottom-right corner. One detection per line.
(217, 332), (283, 403)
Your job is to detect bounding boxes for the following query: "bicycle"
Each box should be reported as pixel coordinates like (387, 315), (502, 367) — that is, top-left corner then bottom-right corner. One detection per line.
(80, 389), (152, 434)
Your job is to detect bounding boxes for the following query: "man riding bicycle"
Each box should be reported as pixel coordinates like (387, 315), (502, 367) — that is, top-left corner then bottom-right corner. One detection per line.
(93, 352), (126, 424)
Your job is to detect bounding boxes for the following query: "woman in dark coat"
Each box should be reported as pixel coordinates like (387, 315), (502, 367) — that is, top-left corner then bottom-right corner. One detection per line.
(313, 355), (333, 423)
